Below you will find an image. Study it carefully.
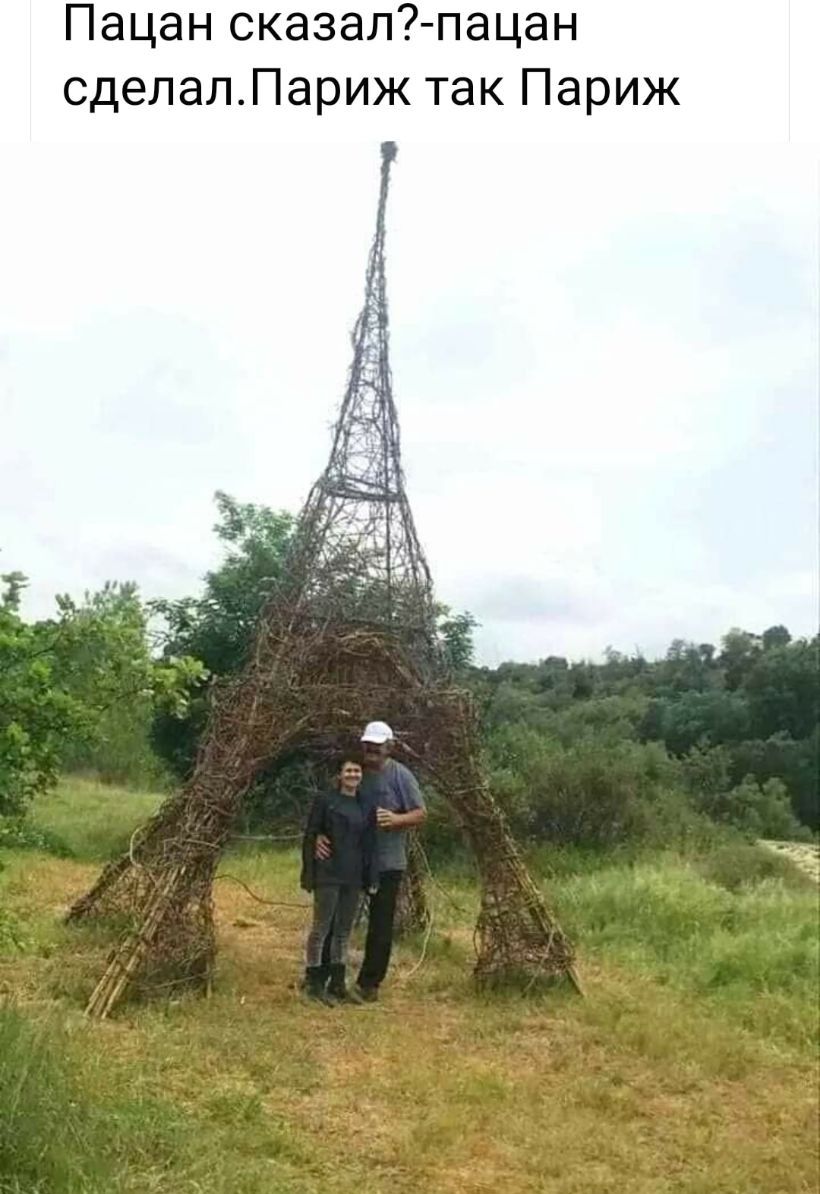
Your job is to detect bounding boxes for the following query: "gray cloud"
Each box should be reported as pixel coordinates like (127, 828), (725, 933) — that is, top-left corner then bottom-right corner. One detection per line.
(1, 145), (816, 659)
(471, 575), (609, 625)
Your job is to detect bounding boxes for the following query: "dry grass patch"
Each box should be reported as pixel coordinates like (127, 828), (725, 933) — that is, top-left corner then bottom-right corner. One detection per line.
(1, 786), (818, 1194)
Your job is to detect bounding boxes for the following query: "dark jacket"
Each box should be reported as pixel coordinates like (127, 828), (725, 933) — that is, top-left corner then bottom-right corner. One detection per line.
(300, 788), (379, 893)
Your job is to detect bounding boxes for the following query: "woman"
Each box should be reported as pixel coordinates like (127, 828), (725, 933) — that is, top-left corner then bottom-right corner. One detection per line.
(300, 755), (378, 1004)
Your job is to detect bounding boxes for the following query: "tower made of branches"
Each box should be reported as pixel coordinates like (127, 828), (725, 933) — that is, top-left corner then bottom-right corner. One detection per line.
(68, 143), (579, 1018)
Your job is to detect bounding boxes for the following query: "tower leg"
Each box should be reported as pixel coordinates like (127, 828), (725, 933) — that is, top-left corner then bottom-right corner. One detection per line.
(408, 702), (580, 992)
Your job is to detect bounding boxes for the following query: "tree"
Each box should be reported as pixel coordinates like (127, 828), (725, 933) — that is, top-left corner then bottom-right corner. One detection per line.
(639, 690), (750, 755)
(37, 582), (203, 786)
(149, 493), (295, 778)
(715, 775), (808, 840)
(729, 730), (819, 831)
(437, 607), (477, 674)
(655, 639), (718, 695)
(719, 628), (762, 691)
(0, 574), (79, 815)
(761, 624), (791, 651)
(741, 636), (818, 741)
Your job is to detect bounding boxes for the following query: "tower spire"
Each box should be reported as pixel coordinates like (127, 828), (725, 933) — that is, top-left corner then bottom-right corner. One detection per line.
(288, 141), (436, 666)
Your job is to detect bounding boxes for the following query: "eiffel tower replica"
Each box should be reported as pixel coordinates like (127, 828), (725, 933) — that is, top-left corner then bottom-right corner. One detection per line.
(69, 143), (580, 1018)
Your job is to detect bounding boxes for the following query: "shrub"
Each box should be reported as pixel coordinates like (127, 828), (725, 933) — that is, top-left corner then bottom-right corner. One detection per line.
(695, 771), (809, 839)
(486, 726), (697, 848)
(0, 816), (73, 857)
(698, 843), (813, 892)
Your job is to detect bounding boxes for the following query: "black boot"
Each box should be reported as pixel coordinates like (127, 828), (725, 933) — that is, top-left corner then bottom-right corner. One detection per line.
(328, 963), (363, 1004)
(300, 961), (330, 992)
(304, 966), (334, 1005)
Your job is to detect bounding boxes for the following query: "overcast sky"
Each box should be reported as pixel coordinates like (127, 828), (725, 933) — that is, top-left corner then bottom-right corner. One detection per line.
(1, 144), (817, 665)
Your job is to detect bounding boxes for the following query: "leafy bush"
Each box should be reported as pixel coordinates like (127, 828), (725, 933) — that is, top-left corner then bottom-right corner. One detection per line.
(719, 776), (811, 839)
(0, 577), (80, 816)
(0, 816), (72, 857)
(682, 747), (811, 839)
(698, 843), (813, 892)
(486, 725), (697, 848)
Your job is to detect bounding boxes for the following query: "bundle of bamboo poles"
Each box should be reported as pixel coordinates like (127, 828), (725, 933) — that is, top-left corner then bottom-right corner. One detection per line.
(85, 866), (185, 1019)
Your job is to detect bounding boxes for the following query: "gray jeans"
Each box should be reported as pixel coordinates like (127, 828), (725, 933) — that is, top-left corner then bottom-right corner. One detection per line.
(305, 884), (362, 967)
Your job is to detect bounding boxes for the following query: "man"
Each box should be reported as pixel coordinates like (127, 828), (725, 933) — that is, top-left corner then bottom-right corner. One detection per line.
(315, 720), (426, 1002)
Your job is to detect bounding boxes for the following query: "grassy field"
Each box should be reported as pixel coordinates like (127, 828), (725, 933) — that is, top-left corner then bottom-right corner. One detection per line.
(1, 777), (818, 1194)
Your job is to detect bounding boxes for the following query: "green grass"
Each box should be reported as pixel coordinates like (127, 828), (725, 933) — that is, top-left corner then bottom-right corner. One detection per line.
(0, 780), (817, 1194)
(28, 776), (163, 861)
(0, 1004), (206, 1194)
(552, 856), (819, 1049)
(0, 1003), (110, 1193)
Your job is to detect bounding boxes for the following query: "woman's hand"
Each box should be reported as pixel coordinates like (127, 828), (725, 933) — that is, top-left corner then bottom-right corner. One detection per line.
(314, 834), (332, 860)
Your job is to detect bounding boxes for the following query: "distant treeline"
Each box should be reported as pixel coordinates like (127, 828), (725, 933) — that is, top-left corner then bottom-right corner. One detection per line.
(470, 630), (817, 850)
(2, 492), (817, 847)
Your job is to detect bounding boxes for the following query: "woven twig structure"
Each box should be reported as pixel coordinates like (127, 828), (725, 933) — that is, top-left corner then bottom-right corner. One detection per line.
(69, 144), (579, 1017)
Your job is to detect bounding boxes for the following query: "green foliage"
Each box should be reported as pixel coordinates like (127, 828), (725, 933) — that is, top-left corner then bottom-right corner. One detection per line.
(42, 581), (203, 788)
(486, 724), (695, 848)
(681, 746), (810, 839)
(436, 607), (478, 674)
(150, 492), (295, 778)
(719, 627), (764, 690)
(729, 729), (819, 830)
(742, 637), (818, 740)
(477, 624), (818, 833)
(639, 690), (750, 754)
(721, 775), (809, 840)
(556, 855), (819, 1047)
(152, 491), (294, 677)
(0, 909), (28, 954)
(0, 575), (80, 816)
(697, 843), (813, 892)
(1, 565), (205, 809)
(0, 817), (72, 857)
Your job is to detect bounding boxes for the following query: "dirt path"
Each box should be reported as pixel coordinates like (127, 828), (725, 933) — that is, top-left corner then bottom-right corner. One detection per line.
(759, 840), (820, 884)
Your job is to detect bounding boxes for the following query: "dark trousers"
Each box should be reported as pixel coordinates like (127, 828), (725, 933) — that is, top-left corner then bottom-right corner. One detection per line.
(319, 869), (403, 990)
(357, 869), (403, 990)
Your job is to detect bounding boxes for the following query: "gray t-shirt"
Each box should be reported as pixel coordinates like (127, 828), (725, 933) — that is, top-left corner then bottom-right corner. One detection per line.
(359, 758), (425, 873)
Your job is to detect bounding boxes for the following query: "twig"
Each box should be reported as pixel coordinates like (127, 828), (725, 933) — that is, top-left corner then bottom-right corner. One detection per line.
(215, 873), (311, 910)
(397, 904), (435, 983)
(231, 833), (303, 843)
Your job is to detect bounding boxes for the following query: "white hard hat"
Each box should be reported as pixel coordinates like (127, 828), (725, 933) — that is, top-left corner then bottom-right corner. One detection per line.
(360, 720), (394, 744)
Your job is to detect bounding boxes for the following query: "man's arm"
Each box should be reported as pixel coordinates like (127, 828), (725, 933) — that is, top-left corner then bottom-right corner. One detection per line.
(375, 806), (426, 830)
(376, 763), (427, 831)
